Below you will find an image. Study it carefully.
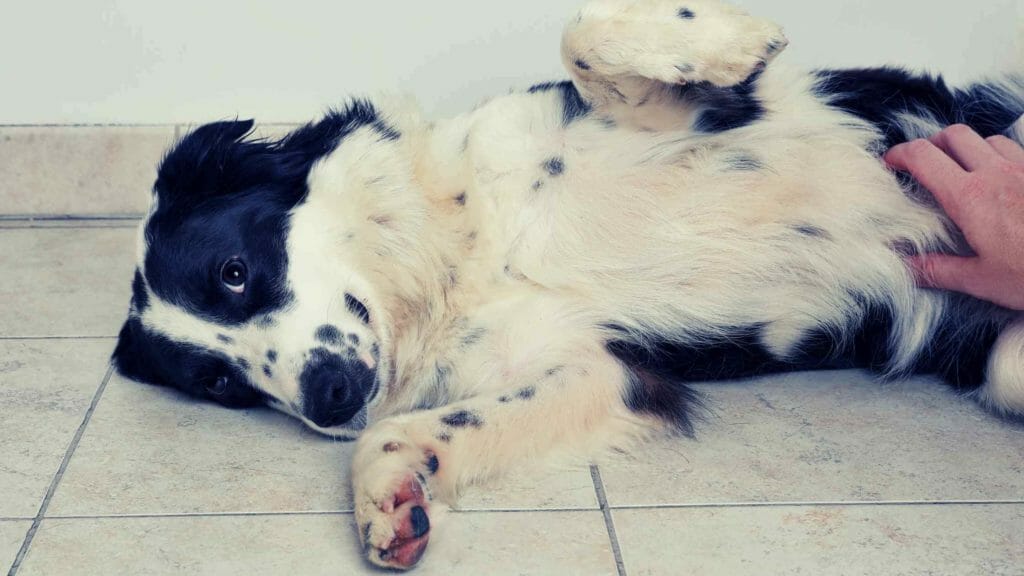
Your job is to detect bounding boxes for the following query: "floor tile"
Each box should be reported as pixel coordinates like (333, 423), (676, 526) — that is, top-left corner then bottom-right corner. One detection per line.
(48, 373), (355, 516)
(19, 511), (615, 575)
(0, 228), (137, 338)
(49, 371), (598, 515)
(599, 371), (1024, 507)
(614, 503), (1024, 576)
(0, 522), (30, 575)
(0, 126), (172, 217)
(0, 339), (112, 517)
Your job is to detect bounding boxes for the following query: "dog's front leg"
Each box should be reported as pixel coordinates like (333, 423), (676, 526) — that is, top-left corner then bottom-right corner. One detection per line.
(351, 347), (649, 570)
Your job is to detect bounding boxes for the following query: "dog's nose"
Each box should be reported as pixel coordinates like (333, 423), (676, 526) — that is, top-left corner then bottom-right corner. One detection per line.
(300, 349), (375, 428)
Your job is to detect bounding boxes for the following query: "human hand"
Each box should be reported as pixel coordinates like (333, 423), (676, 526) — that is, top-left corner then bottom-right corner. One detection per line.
(884, 124), (1024, 311)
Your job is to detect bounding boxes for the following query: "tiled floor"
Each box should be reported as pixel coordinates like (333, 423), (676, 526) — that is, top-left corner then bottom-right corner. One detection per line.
(1, 130), (1022, 575)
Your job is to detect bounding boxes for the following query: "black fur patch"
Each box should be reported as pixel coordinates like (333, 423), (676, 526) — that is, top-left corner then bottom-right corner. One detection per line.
(315, 324), (343, 345)
(574, 59), (591, 71)
(682, 76), (766, 134)
(436, 431), (452, 443)
(266, 349), (277, 363)
(131, 269), (149, 312)
(345, 293), (371, 324)
(217, 334), (234, 345)
(723, 151), (765, 172)
(528, 80), (592, 125)
(371, 119), (401, 142)
(498, 395), (511, 403)
(792, 224), (831, 239)
(426, 453), (440, 475)
(516, 386), (536, 400)
(454, 191), (467, 206)
(235, 357), (250, 371)
(678, 7), (695, 19)
(262, 364), (273, 378)
(813, 67), (1024, 148)
(543, 157), (565, 176)
(440, 410), (483, 428)
(347, 333), (360, 345)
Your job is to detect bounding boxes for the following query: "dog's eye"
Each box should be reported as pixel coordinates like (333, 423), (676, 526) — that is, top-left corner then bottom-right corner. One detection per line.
(220, 258), (247, 294)
(207, 375), (230, 395)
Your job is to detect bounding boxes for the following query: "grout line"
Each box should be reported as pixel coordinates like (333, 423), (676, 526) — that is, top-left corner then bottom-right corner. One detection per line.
(7, 365), (114, 576)
(590, 465), (627, 576)
(42, 507), (599, 521)
(0, 336), (117, 341)
(0, 215), (143, 222)
(607, 499), (1024, 511)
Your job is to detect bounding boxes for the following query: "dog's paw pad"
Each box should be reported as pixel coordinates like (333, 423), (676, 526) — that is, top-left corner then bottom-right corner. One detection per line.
(360, 474), (432, 570)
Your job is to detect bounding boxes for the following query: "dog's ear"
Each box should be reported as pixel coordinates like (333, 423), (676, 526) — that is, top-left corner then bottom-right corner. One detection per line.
(111, 316), (157, 385)
(154, 119), (261, 204)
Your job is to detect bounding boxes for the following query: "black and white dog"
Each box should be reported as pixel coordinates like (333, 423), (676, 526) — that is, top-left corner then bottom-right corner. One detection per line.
(112, 0), (1024, 569)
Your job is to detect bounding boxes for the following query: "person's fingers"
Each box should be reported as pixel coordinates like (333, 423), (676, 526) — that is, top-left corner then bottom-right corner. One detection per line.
(905, 254), (989, 298)
(884, 139), (973, 221)
(985, 134), (1024, 165)
(928, 124), (1000, 171)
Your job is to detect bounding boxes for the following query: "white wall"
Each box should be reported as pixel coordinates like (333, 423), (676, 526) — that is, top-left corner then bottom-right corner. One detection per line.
(2, 0), (1021, 124)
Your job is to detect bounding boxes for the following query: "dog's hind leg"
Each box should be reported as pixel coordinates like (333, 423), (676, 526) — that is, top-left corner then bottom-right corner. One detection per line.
(350, 342), (680, 570)
(561, 0), (788, 111)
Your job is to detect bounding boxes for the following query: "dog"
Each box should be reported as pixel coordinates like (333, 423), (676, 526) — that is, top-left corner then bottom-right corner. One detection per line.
(111, 0), (1024, 569)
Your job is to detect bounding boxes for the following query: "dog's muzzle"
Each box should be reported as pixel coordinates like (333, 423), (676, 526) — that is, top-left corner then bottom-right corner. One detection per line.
(299, 349), (377, 428)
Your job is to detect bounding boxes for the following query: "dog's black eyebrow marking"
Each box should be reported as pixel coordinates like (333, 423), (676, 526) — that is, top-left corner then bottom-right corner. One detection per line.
(345, 294), (371, 324)
(266, 350), (277, 363)
(440, 410), (483, 428)
(315, 324), (343, 345)
(217, 334), (234, 345)
(724, 151), (765, 172)
(454, 192), (467, 206)
(792, 224), (832, 239)
(543, 157), (565, 176)
(516, 386), (536, 400)
(678, 7), (695, 19)
(236, 357), (250, 370)
(262, 364), (273, 378)
(426, 453), (440, 475)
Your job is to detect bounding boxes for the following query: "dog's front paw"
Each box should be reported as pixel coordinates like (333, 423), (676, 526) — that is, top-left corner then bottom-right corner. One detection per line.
(353, 429), (445, 570)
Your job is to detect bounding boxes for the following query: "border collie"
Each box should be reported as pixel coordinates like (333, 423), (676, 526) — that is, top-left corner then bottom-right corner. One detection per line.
(112, 0), (1024, 569)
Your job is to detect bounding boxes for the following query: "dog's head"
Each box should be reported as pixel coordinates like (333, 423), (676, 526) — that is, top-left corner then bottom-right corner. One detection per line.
(114, 105), (407, 438)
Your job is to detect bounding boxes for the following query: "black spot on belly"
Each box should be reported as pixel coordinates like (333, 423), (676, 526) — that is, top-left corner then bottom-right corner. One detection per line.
(792, 224), (831, 239)
(262, 364), (273, 378)
(516, 386), (536, 400)
(217, 334), (234, 345)
(315, 324), (343, 345)
(543, 157), (565, 176)
(723, 151), (765, 172)
(440, 410), (483, 428)
(454, 192), (467, 206)
(266, 349), (278, 363)
(678, 7), (696, 19)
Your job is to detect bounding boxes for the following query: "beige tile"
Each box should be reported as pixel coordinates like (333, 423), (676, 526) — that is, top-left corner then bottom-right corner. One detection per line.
(0, 522), (29, 574)
(48, 373), (355, 516)
(50, 370), (598, 516)
(0, 126), (173, 217)
(599, 371), (1024, 507)
(20, 511), (616, 575)
(456, 464), (598, 511)
(614, 504), (1024, 576)
(0, 228), (137, 338)
(0, 339), (112, 517)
